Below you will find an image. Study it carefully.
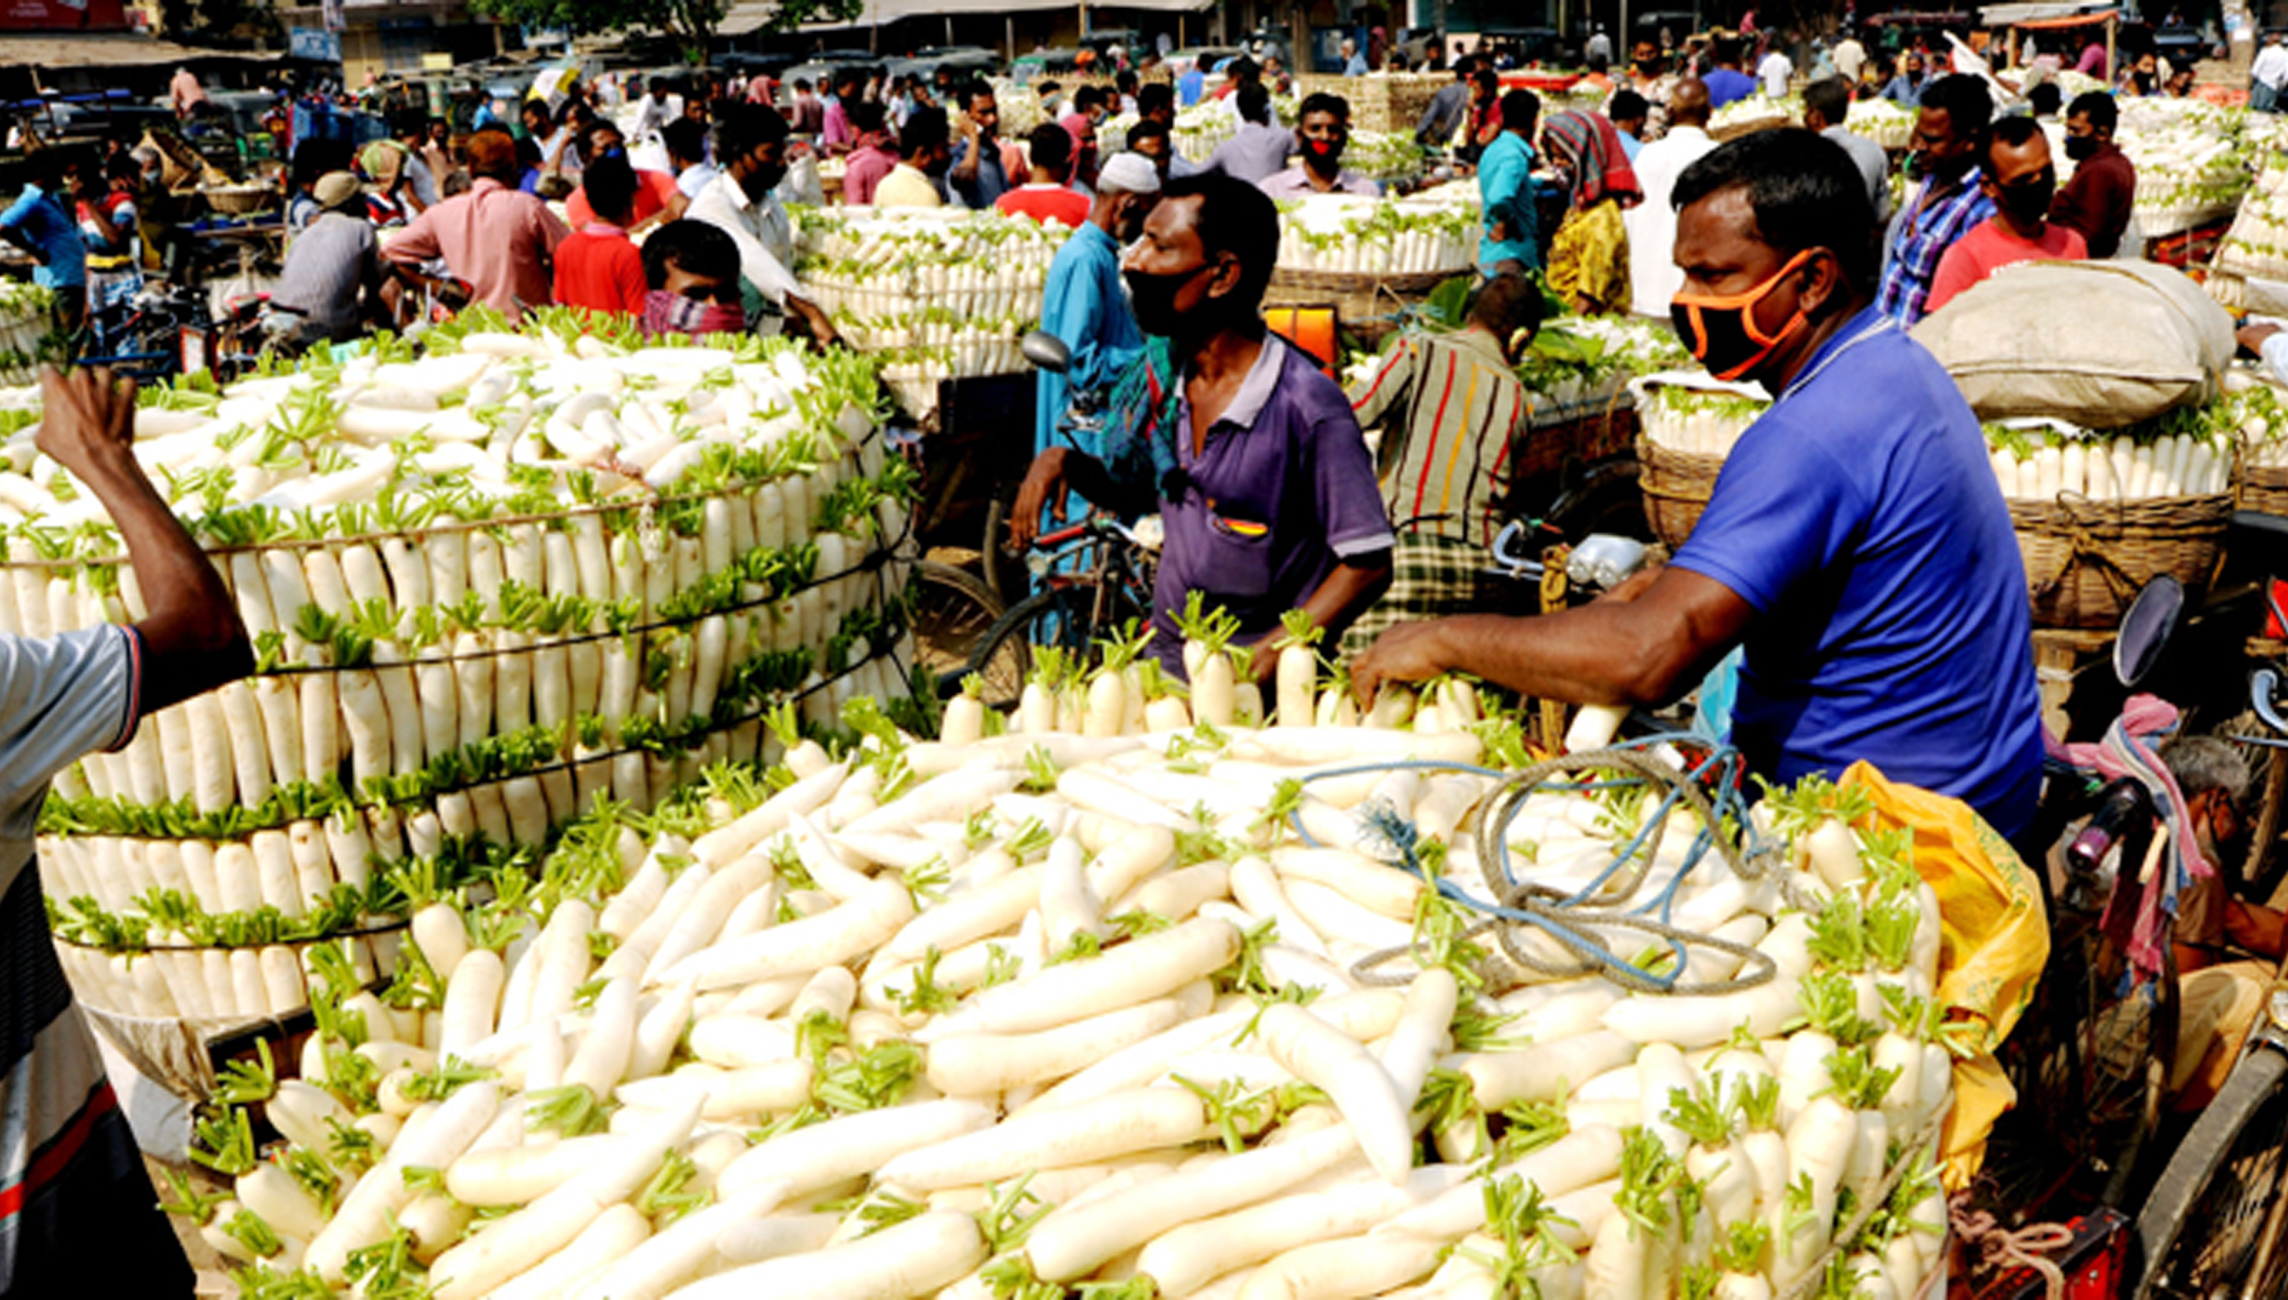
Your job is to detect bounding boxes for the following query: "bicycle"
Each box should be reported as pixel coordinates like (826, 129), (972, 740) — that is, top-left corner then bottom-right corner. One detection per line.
(2131, 668), (2288, 1299)
(960, 514), (1161, 711)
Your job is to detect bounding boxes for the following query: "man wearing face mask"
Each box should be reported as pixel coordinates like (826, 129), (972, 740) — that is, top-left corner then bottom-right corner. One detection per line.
(1354, 129), (2043, 844)
(684, 107), (841, 345)
(1874, 74), (1994, 326)
(1260, 94), (1380, 197)
(1007, 175), (1395, 681)
(2049, 92), (2137, 259)
(1923, 118), (2084, 315)
(1032, 152), (1160, 507)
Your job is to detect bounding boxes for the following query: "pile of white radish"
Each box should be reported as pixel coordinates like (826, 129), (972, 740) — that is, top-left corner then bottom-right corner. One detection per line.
(191, 679), (1960, 1300)
(0, 281), (53, 386)
(1636, 385), (1771, 459)
(1984, 414), (2236, 501)
(12, 319), (921, 1026)
(2115, 97), (2255, 236)
(1844, 100), (1913, 152)
(1274, 193), (1480, 278)
(2208, 146), (2288, 286)
(791, 209), (1071, 414)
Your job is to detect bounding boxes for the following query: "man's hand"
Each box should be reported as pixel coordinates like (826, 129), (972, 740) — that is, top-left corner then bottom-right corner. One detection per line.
(2239, 322), (2283, 357)
(788, 295), (843, 351)
(1006, 448), (1073, 552)
(1246, 638), (1282, 686)
(37, 364), (137, 484)
(1351, 620), (1452, 707)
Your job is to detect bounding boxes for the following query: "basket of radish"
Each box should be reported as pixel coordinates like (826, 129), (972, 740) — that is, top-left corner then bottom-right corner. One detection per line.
(1985, 408), (2237, 628)
(791, 209), (1072, 421)
(1631, 377), (1772, 550)
(5, 310), (923, 1032)
(180, 631), (1970, 1299)
(2231, 378), (2288, 515)
(0, 283), (57, 387)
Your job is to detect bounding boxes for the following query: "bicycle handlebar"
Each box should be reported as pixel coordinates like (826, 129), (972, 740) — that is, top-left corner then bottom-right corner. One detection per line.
(2255, 668), (2288, 738)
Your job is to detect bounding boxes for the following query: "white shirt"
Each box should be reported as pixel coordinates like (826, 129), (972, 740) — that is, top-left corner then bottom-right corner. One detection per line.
(633, 93), (682, 142)
(685, 172), (796, 331)
(1758, 51), (1793, 97)
(2257, 43), (2288, 90)
(1624, 125), (1718, 317)
(1834, 38), (1866, 84)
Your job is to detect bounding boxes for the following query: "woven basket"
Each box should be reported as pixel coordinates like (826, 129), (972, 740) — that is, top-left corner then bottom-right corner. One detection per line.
(2008, 493), (2231, 628)
(1636, 435), (1727, 550)
(1264, 267), (1457, 338)
(202, 183), (274, 215)
(2242, 463), (2288, 517)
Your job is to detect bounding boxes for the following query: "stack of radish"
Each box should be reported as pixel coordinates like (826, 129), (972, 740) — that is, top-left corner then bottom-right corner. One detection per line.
(0, 282), (54, 387)
(195, 655), (1959, 1299)
(790, 210), (1070, 417)
(1984, 410), (2237, 500)
(5, 318), (919, 1027)
(1636, 383), (1772, 458)
(1274, 195), (1479, 277)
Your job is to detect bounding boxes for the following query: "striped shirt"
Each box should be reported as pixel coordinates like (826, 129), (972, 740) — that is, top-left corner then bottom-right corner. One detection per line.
(1348, 326), (1531, 545)
(1876, 169), (1995, 326)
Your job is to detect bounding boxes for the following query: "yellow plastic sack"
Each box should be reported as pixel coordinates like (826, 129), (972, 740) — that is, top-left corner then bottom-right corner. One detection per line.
(1840, 761), (2050, 1190)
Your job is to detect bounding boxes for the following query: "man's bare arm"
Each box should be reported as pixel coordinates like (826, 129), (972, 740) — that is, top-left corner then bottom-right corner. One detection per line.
(1351, 566), (1754, 707)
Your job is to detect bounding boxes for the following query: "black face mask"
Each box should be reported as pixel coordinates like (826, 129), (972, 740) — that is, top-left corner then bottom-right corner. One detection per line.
(748, 162), (787, 196)
(1996, 172), (2056, 225)
(2063, 134), (2100, 162)
(1125, 263), (1210, 337)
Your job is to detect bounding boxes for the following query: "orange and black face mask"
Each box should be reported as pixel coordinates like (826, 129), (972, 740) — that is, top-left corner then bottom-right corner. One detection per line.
(1670, 249), (1815, 382)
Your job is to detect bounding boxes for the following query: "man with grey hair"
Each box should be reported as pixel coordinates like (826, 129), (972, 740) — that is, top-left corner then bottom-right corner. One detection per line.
(2159, 734), (2283, 1107)
(1031, 152), (1161, 520)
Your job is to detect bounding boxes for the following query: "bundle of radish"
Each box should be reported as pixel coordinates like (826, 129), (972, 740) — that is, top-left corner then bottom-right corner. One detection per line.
(1982, 407), (2237, 501)
(198, 680), (1965, 1300)
(0, 282), (56, 386)
(1634, 383), (1772, 458)
(1274, 194), (1480, 277)
(790, 209), (1071, 417)
(2, 312), (922, 1029)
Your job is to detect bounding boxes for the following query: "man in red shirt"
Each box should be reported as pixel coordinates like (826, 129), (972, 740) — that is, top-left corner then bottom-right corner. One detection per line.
(553, 153), (649, 317)
(2050, 90), (2138, 259)
(996, 125), (1093, 227)
(566, 122), (686, 231)
(1926, 115), (2086, 314)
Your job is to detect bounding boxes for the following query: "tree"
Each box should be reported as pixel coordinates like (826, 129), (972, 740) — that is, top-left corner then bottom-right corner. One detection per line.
(471, 0), (863, 63)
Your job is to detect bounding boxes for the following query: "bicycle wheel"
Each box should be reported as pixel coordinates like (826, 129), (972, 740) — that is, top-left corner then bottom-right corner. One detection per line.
(1982, 910), (2177, 1219)
(979, 491), (1030, 607)
(909, 562), (1005, 700)
(964, 586), (1097, 711)
(2135, 1046), (2288, 1299)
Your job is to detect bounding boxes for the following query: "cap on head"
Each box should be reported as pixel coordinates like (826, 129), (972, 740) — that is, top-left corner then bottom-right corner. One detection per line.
(314, 170), (364, 211)
(1098, 151), (1161, 195)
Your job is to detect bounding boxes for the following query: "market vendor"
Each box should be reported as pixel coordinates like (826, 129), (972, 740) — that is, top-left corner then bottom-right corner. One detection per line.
(1876, 75), (1996, 326)
(1032, 151), (1160, 477)
(0, 363), (253, 1294)
(1355, 129), (2045, 842)
(2050, 92), (2138, 260)
(1008, 174), (1394, 680)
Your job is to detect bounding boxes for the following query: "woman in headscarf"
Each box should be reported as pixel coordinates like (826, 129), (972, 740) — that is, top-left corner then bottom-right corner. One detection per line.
(1539, 109), (1642, 315)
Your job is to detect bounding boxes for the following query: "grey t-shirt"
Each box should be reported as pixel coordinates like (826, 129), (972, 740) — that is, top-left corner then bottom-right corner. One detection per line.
(272, 211), (382, 340)
(0, 624), (140, 895)
(1823, 124), (1895, 225)
(1203, 121), (1295, 185)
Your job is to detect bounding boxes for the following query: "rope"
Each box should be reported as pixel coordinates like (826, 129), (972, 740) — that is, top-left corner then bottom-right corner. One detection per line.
(1769, 1112), (1953, 1300)
(1948, 1200), (2077, 1300)
(1295, 740), (1806, 995)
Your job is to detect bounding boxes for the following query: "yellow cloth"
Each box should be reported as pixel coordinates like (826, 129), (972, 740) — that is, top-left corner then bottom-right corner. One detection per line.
(1841, 761), (2051, 1191)
(2172, 960), (2270, 1108)
(1546, 198), (1632, 315)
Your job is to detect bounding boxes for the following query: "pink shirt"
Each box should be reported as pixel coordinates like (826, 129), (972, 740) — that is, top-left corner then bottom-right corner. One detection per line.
(1926, 218), (2088, 315)
(384, 177), (569, 320)
(843, 144), (898, 205)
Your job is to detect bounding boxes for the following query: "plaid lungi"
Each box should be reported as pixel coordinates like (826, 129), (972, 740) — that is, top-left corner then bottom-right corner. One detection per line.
(1339, 532), (1498, 662)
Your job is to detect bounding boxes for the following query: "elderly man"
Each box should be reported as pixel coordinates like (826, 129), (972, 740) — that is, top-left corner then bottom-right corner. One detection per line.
(1260, 93), (1380, 197)
(1010, 174), (1394, 681)
(1357, 129), (2043, 842)
(685, 106), (841, 344)
(1030, 152), (1161, 517)
(268, 171), (385, 347)
(1342, 37), (1370, 75)
(383, 129), (568, 321)
(1925, 116), (2085, 313)
(1876, 74), (1995, 324)
(0, 361), (253, 1295)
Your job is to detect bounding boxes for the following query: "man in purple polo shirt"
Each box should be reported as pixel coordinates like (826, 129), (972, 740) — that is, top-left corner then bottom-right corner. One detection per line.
(1010, 173), (1395, 680)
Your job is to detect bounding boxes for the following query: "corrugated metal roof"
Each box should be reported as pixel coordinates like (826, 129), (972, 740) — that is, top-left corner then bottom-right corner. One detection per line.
(0, 32), (281, 69)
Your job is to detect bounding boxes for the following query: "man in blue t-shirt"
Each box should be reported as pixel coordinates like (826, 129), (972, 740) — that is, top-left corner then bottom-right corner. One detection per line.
(0, 152), (89, 337)
(1701, 38), (1758, 107)
(1354, 128), (2044, 842)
